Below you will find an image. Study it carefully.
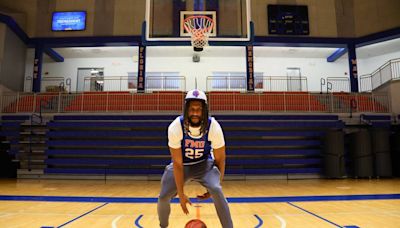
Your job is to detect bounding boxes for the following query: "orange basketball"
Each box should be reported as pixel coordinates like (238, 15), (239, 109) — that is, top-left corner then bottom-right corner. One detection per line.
(184, 219), (207, 228)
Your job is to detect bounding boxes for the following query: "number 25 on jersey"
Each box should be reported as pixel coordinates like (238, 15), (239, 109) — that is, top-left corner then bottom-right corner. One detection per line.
(185, 148), (204, 159)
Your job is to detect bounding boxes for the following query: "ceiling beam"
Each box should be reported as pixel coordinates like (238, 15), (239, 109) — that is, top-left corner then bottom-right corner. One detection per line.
(327, 48), (347, 62)
(44, 47), (64, 62)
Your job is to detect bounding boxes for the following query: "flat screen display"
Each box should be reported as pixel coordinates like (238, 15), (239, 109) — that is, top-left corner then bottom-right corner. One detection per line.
(52, 11), (86, 31)
(268, 5), (309, 35)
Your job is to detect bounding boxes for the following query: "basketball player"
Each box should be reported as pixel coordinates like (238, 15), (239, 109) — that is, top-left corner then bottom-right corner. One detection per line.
(157, 89), (233, 228)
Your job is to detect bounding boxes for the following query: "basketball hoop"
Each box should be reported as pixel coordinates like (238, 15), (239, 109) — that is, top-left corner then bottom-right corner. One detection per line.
(183, 15), (214, 52)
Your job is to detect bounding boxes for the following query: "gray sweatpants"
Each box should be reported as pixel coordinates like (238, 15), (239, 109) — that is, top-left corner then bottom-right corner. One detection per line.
(157, 159), (233, 228)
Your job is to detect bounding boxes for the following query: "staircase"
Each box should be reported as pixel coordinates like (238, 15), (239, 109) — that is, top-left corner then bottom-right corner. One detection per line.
(0, 115), (48, 178)
(359, 58), (400, 92)
(17, 115), (48, 178)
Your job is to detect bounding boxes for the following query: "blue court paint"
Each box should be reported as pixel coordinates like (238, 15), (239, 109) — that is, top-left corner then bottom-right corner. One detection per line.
(57, 203), (108, 228)
(134, 214), (144, 228)
(227, 194), (400, 203)
(287, 202), (342, 227)
(254, 214), (263, 228)
(1, 194), (399, 204)
(343, 226), (360, 228)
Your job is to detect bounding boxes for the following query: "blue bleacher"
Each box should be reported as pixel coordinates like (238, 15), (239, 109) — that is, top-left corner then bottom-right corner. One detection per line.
(1, 115), (30, 121)
(44, 168), (164, 175)
(214, 115), (339, 121)
(225, 168), (321, 175)
(360, 114), (391, 121)
(47, 130), (166, 137)
(53, 115), (176, 121)
(47, 121), (170, 128)
(0, 116), (25, 156)
(360, 114), (392, 128)
(45, 149), (168, 156)
(45, 158), (320, 167)
(45, 167), (321, 175)
(53, 114), (339, 121)
(44, 114), (344, 176)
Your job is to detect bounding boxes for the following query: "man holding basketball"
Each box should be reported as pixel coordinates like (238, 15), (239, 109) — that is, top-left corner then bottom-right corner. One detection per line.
(157, 89), (233, 228)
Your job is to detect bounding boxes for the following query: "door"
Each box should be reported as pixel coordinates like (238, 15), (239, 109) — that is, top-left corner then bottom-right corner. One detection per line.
(77, 68), (104, 92)
(286, 67), (302, 91)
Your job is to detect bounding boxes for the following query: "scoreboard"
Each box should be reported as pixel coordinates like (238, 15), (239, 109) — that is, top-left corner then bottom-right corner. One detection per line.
(267, 5), (309, 35)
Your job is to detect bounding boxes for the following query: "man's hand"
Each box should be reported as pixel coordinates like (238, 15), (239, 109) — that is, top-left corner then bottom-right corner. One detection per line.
(179, 194), (192, 214)
(197, 191), (211, 200)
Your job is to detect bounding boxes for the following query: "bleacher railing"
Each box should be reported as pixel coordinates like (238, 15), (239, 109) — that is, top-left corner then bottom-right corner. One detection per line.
(82, 76), (186, 92)
(324, 77), (350, 93)
(0, 92), (390, 113)
(359, 58), (400, 92)
(24, 76), (72, 93)
(206, 76), (308, 92)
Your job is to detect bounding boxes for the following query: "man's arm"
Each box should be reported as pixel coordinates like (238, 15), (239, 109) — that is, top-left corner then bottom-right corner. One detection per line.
(170, 147), (191, 214)
(213, 146), (226, 182)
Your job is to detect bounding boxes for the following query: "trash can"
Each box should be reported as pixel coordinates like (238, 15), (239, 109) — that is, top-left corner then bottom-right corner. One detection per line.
(323, 130), (345, 178)
(371, 128), (392, 177)
(349, 129), (373, 178)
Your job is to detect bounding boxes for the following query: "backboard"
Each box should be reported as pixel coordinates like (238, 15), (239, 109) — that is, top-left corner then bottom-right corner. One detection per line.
(145, 0), (252, 44)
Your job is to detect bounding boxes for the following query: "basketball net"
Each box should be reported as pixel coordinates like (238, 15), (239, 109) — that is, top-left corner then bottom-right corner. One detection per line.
(183, 16), (214, 49)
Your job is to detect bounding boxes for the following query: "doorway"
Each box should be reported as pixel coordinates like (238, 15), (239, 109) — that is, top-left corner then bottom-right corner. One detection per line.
(286, 67), (302, 91)
(77, 68), (104, 92)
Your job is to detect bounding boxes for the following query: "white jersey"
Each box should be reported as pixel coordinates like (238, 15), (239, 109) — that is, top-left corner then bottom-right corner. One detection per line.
(168, 116), (225, 150)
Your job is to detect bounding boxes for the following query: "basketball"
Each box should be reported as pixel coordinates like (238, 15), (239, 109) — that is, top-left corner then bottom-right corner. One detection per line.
(184, 219), (207, 228)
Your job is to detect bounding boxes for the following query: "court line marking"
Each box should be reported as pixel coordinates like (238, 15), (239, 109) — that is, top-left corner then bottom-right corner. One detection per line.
(112, 215), (123, 228)
(287, 202), (342, 228)
(15, 209), (391, 218)
(134, 214), (143, 228)
(1, 193), (399, 203)
(56, 202), (108, 228)
(274, 214), (286, 228)
(253, 214), (263, 228)
(195, 204), (201, 219)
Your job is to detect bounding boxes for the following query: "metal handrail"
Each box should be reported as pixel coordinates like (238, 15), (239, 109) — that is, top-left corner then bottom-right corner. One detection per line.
(82, 76), (186, 92)
(28, 99), (45, 171)
(327, 82), (333, 93)
(363, 58), (400, 77)
(359, 58), (400, 91)
(0, 91), (391, 114)
(206, 76), (308, 92)
(326, 77), (350, 93)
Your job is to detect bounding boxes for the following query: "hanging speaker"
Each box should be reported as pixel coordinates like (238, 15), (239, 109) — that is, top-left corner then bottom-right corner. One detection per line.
(192, 54), (200, 62)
